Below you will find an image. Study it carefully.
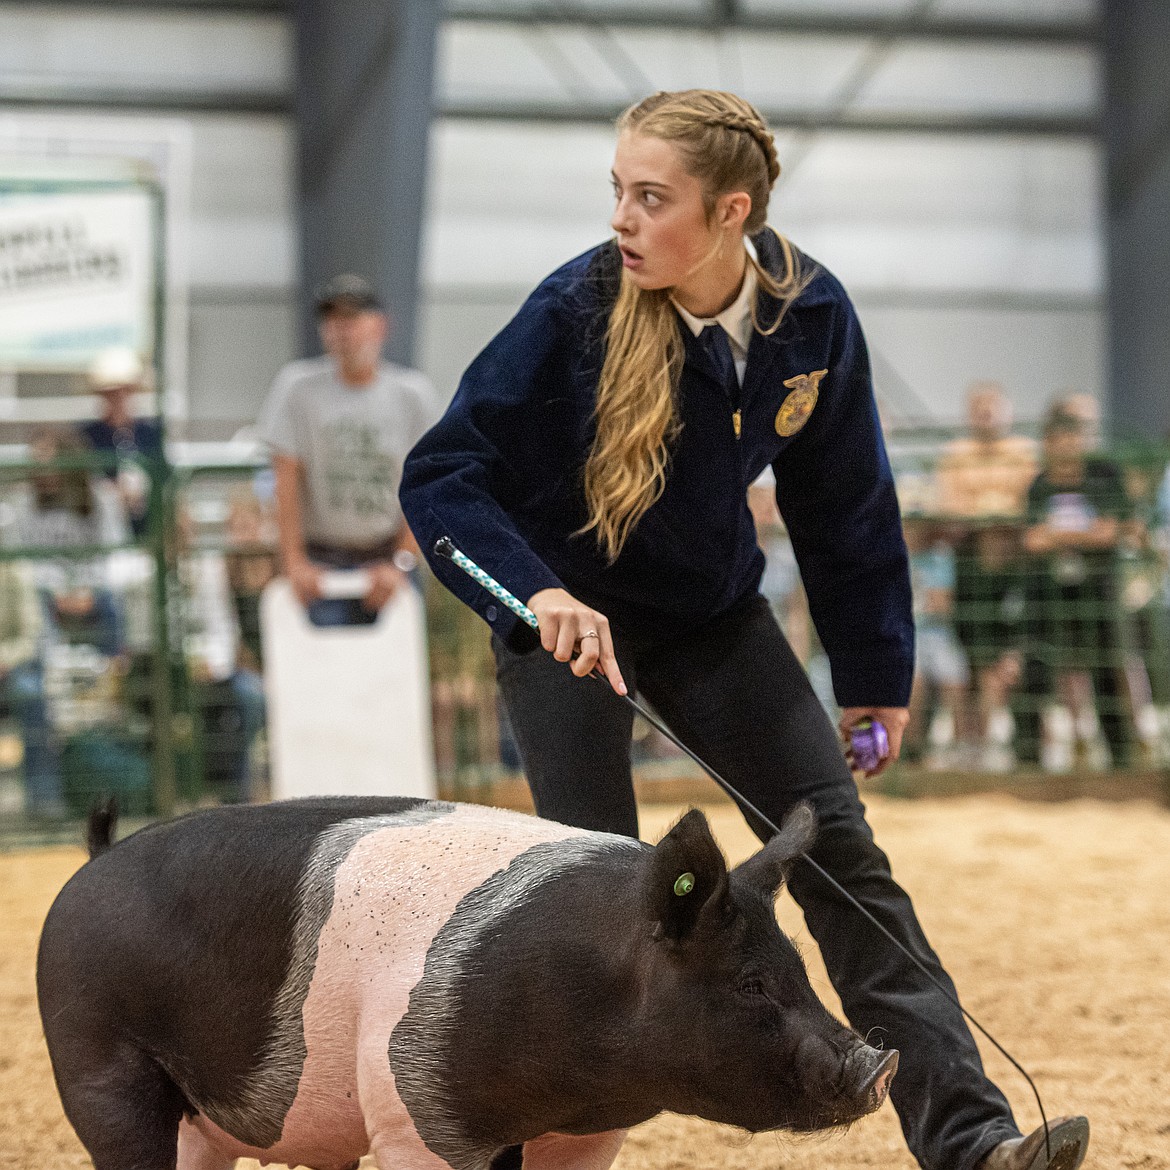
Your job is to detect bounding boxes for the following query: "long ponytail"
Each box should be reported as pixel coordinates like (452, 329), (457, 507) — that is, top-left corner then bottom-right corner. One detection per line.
(580, 90), (810, 562)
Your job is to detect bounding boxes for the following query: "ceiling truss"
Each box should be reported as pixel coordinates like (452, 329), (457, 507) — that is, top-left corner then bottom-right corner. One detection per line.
(0, 0), (1101, 136)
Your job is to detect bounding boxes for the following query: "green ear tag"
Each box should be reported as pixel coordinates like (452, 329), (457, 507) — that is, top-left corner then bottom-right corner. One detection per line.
(673, 872), (695, 896)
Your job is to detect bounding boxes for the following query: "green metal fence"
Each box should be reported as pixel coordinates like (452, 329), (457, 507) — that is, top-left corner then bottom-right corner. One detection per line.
(886, 436), (1170, 784)
(0, 448), (175, 844)
(1, 436), (1167, 847)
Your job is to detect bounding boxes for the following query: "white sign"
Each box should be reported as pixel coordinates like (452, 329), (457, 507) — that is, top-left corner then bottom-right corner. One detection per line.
(0, 186), (156, 369)
(261, 578), (437, 802)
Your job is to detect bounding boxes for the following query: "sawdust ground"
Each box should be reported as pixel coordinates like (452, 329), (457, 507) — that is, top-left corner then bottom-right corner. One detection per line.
(3, 794), (1168, 1170)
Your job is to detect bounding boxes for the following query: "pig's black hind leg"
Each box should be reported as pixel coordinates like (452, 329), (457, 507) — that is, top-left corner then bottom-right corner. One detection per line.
(53, 1037), (188, 1170)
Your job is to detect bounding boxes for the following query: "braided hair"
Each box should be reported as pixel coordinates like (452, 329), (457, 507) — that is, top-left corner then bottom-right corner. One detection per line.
(581, 89), (811, 562)
(620, 90), (781, 234)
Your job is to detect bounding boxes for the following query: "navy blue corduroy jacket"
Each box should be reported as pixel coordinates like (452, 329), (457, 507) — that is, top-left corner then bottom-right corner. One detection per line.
(400, 230), (914, 707)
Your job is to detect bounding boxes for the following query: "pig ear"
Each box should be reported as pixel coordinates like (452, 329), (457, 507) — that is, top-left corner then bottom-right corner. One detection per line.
(733, 802), (817, 897)
(645, 809), (729, 943)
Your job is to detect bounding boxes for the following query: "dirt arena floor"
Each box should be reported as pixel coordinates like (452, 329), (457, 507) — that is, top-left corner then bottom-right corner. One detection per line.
(4, 793), (1169, 1170)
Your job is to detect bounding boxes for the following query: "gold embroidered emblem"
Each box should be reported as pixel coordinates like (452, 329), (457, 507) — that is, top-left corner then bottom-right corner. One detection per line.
(775, 369), (827, 437)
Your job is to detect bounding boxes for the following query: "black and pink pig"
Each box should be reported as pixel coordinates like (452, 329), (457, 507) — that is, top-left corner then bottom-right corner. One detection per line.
(37, 796), (897, 1170)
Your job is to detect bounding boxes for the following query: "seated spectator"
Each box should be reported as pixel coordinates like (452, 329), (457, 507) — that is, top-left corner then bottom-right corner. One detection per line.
(82, 347), (163, 538)
(116, 502), (268, 805)
(748, 471), (809, 662)
(1016, 404), (1134, 769)
(0, 560), (60, 818)
(903, 518), (973, 769)
(935, 383), (1035, 767)
(177, 507), (266, 803)
(747, 471), (835, 717)
(8, 427), (127, 655)
(1, 427), (134, 814)
(223, 487), (279, 672)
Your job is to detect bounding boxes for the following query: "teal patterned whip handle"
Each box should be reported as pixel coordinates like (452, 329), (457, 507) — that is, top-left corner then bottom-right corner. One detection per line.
(434, 537), (539, 631)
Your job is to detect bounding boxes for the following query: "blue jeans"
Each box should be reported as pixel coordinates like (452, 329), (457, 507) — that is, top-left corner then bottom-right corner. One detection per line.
(493, 592), (1019, 1170)
(304, 543), (380, 627)
(227, 668), (266, 799)
(305, 596), (379, 627)
(5, 661), (62, 815)
(41, 587), (125, 657)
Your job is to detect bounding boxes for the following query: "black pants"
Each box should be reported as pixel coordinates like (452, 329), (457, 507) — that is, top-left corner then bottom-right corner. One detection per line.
(494, 593), (1018, 1170)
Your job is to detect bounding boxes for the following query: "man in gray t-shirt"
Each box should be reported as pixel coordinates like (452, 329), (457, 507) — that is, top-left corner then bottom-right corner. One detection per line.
(258, 274), (438, 624)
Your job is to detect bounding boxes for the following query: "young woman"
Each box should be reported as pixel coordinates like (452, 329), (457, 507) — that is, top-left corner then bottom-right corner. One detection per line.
(400, 90), (1087, 1170)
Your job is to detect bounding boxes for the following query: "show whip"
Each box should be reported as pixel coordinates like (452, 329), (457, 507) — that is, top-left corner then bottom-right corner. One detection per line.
(434, 535), (1053, 1158)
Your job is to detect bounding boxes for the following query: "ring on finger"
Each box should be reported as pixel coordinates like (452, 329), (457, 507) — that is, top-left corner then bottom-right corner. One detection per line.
(580, 629), (599, 640)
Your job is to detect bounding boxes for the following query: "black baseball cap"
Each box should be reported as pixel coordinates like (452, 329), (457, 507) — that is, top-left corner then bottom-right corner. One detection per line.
(314, 273), (383, 315)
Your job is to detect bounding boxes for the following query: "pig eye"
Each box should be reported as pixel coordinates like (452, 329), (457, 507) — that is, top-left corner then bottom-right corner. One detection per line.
(738, 977), (767, 998)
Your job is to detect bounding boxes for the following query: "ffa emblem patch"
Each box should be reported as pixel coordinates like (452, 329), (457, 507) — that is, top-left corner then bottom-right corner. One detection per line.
(775, 369), (827, 436)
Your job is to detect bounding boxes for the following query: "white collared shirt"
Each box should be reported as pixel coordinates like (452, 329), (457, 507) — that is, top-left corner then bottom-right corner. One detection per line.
(671, 240), (759, 387)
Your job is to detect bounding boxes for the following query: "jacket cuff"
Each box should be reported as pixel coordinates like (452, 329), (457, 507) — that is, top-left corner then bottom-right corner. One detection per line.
(468, 549), (563, 648)
(831, 660), (914, 709)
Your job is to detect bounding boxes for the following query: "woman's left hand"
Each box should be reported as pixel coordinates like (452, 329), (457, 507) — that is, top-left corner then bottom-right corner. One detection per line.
(839, 706), (910, 777)
(363, 562), (405, 612)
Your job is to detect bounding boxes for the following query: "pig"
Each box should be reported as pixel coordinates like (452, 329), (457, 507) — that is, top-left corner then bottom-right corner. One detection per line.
(37, 796), (897, 1170)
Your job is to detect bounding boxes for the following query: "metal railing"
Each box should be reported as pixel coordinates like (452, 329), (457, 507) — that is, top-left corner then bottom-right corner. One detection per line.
(1, 435), (1167, 845)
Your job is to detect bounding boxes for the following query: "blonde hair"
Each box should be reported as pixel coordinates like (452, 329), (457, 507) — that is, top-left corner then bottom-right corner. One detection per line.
(582, 90), (810, 562)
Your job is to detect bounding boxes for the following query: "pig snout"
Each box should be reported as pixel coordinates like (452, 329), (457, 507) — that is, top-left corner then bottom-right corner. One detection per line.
(781, 1033), (899, 1132)
(856, 1047), (899, 1112)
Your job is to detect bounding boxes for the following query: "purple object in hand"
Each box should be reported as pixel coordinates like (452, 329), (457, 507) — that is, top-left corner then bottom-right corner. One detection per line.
(849, 719), (889, 773)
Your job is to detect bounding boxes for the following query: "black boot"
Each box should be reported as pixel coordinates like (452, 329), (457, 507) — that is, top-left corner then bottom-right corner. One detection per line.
(978, 1116), (1089, 1170)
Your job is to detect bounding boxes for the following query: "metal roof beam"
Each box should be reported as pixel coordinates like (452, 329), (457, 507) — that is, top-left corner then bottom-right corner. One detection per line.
(443, 4), (1101, 47)
(0, 83), (289, 115)
(440, 100), (1099, 137)
(0, 86), (1099, 136)
(0, 0), (1102, 46)
(0, 0), (288, 10)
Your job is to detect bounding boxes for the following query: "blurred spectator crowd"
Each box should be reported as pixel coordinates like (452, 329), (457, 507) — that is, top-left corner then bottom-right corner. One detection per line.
(1, 356), (1167, 828)
(0, 348), (272, 822)
(754, 382), (1170, 776)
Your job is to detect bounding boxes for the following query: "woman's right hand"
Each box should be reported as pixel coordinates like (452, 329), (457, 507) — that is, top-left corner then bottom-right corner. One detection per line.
(527, 588), (627, 695)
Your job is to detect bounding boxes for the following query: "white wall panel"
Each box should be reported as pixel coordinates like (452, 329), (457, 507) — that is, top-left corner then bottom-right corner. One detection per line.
(0, 5), (289, 95)
(187, 293), (296, 427)
(0, 1), (1105, 429)
(416, 287), (1104, 431)
(858, 43), (1098, 114)
(933, 0), (1096, 19)
(856, 300), (1104, 425)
